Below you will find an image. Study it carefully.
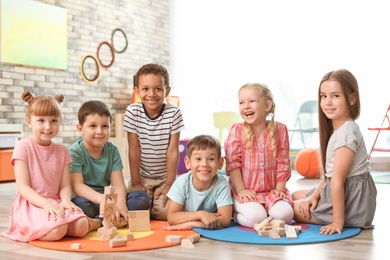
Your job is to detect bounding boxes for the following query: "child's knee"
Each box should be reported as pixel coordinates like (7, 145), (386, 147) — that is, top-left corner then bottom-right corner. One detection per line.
(126, 190), (151, 210)
(40, 224), (68, 241)
(235, 209), (267, 228)
(268, 201), (294, 224)
(67, 217), (90, 237)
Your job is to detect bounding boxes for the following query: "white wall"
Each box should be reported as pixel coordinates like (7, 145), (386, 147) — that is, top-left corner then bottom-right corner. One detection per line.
(170, 0), (390, 154)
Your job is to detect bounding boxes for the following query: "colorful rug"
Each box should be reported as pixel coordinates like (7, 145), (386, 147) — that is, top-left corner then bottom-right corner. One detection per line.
(29, 220), (197, 252)
(193, 221), (360, 245)
(372, 173), (390, 184)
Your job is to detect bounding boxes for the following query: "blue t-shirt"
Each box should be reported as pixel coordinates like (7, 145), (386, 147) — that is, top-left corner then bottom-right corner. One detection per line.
(167, 172), (232, 213)
(68, 139), (123, 194)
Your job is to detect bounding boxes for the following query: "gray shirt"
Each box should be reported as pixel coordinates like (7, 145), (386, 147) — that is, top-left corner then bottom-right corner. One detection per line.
(325, 121), (370, 178)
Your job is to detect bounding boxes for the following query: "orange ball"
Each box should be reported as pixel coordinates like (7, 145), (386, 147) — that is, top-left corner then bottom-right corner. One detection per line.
(294, 148), (320, 178)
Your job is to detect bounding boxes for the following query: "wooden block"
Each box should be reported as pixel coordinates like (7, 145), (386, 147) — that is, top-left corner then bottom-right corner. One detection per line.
(262, 226), (273, 231)
(109, 237), (127, 248)
(128, 210), (149, 218)
(97, 226), (117, 241)
(258, 230), (269, 236)
(273, 227), (285, 237)
(270, 219), (285, 228)
(187, 233), (200, 243)
(268, 229), (281, 239)
(128, 210), (150, 232)
(294, 225), (302, 234)
(253, 216), (273, 231)
(104, 186), (115, 194)
(70, 243), (81, 250)
(127, 232), (134, 241)
(166, 235), (183, 243)
(285, 225), (298, 239)
(181, 238), (195, 248)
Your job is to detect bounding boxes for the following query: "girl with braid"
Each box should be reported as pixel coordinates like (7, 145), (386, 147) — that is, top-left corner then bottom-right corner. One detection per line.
(224, 83), (293, 228)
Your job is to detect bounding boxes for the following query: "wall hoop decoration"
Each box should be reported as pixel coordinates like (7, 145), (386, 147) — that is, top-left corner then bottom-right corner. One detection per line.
(80, 54), (101, 84)
(96, 41), (115, 69)
(111, 28), (128, 53)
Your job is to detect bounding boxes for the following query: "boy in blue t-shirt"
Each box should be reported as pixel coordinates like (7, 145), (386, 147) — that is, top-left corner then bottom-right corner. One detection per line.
(69, 100), (150, 227)
(166, 135), (233, 230)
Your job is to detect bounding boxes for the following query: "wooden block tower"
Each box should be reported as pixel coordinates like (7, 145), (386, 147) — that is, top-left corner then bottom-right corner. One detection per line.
(97, 186), (118, 241)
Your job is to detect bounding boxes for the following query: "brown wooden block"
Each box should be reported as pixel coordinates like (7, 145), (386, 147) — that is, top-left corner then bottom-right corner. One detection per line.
(258, 230), (269, 236)
(187, 233), (200, 243)
(109, 237), (127, 248)
(270, 219), (285, 228)
(181, 238), (195, 248)
(166, 235), (183, 243)
(285, 225), (298, 239)
(268, 229), (281, 239)
(70, 243), (81, 250)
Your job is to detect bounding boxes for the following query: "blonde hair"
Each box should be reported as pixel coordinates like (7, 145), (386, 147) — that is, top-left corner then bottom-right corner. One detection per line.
(239, 83), (278, 157)
(22, 91), (64, 119)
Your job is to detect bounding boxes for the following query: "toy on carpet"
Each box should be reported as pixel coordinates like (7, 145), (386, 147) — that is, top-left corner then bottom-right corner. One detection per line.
(166, 233), (201, 248)
(97, 186), (118, 241)
(70, 243), (81, 250)
(294, 148), (320, 178)
(253, 217), (301, 240)
(128, 210), (150, 232)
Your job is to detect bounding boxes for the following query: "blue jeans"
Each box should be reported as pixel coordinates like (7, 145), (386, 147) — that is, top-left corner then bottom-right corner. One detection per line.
(72, 190), (150, 218)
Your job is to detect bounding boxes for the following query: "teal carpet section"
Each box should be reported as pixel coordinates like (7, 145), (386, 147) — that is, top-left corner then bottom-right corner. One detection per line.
(193, 221), (360, 245)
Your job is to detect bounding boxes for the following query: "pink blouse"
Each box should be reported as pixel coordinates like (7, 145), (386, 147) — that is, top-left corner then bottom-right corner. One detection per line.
(224, 122), (292, 209)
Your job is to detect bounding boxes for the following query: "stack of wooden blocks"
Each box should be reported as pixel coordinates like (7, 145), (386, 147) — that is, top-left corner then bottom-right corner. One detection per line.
(253, 217), (301, 240)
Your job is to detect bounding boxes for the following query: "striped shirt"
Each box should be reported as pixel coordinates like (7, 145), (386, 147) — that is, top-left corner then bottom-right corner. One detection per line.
(123, 102), (185, 179)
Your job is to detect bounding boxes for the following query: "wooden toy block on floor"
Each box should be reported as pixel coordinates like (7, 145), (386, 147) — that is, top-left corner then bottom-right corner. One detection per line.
(253, 218), (301, 240)
(127, 232), (134, 241)
(70, 243), (81, 250)
(181, 238), (195, 248)
(128, 210), (150, 232)
(109, 235), (127, 248)
(253, 216), (273, 232)
(97, 186), (118, 241)
(285, 224), (298, 240)
(166, 235), (183, 243)
(187, 233), (200, 243)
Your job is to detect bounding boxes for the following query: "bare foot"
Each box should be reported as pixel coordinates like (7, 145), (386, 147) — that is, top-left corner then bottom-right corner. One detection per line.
(90, 218), (102, 231)
(113, 217), (128, 228)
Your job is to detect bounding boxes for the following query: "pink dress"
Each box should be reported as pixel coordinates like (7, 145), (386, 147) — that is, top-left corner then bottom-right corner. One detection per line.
(224, 122), (293, 211)
(1, 138), (87, 242)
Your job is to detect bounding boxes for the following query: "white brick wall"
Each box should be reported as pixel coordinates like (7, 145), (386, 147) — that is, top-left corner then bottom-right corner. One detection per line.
(0, 0), (170, 147)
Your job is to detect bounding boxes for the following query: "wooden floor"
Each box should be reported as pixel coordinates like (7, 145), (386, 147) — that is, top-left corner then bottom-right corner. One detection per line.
(0, 171), (387, 260)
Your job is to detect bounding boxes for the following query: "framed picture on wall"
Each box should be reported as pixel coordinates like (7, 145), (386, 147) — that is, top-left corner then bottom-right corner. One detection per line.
(0, 0), (67, 70)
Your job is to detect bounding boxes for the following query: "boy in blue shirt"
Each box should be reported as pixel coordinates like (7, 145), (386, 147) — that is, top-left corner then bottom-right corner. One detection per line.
(166, 134), (233, 230)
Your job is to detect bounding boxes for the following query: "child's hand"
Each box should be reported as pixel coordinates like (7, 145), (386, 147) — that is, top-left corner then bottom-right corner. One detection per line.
(200, 212), (221, 229)
(61, 200), (83, 215)
(42, 201), (64, 221)
(271, 189), (286, 199)
(237, 189), (256, 203)
(299, 196), (318, 219)
(320, 223), (343, 235)
(132, 184), (152, 198)
(155, 185), (170, 207)
(115, 203), (129, 221)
